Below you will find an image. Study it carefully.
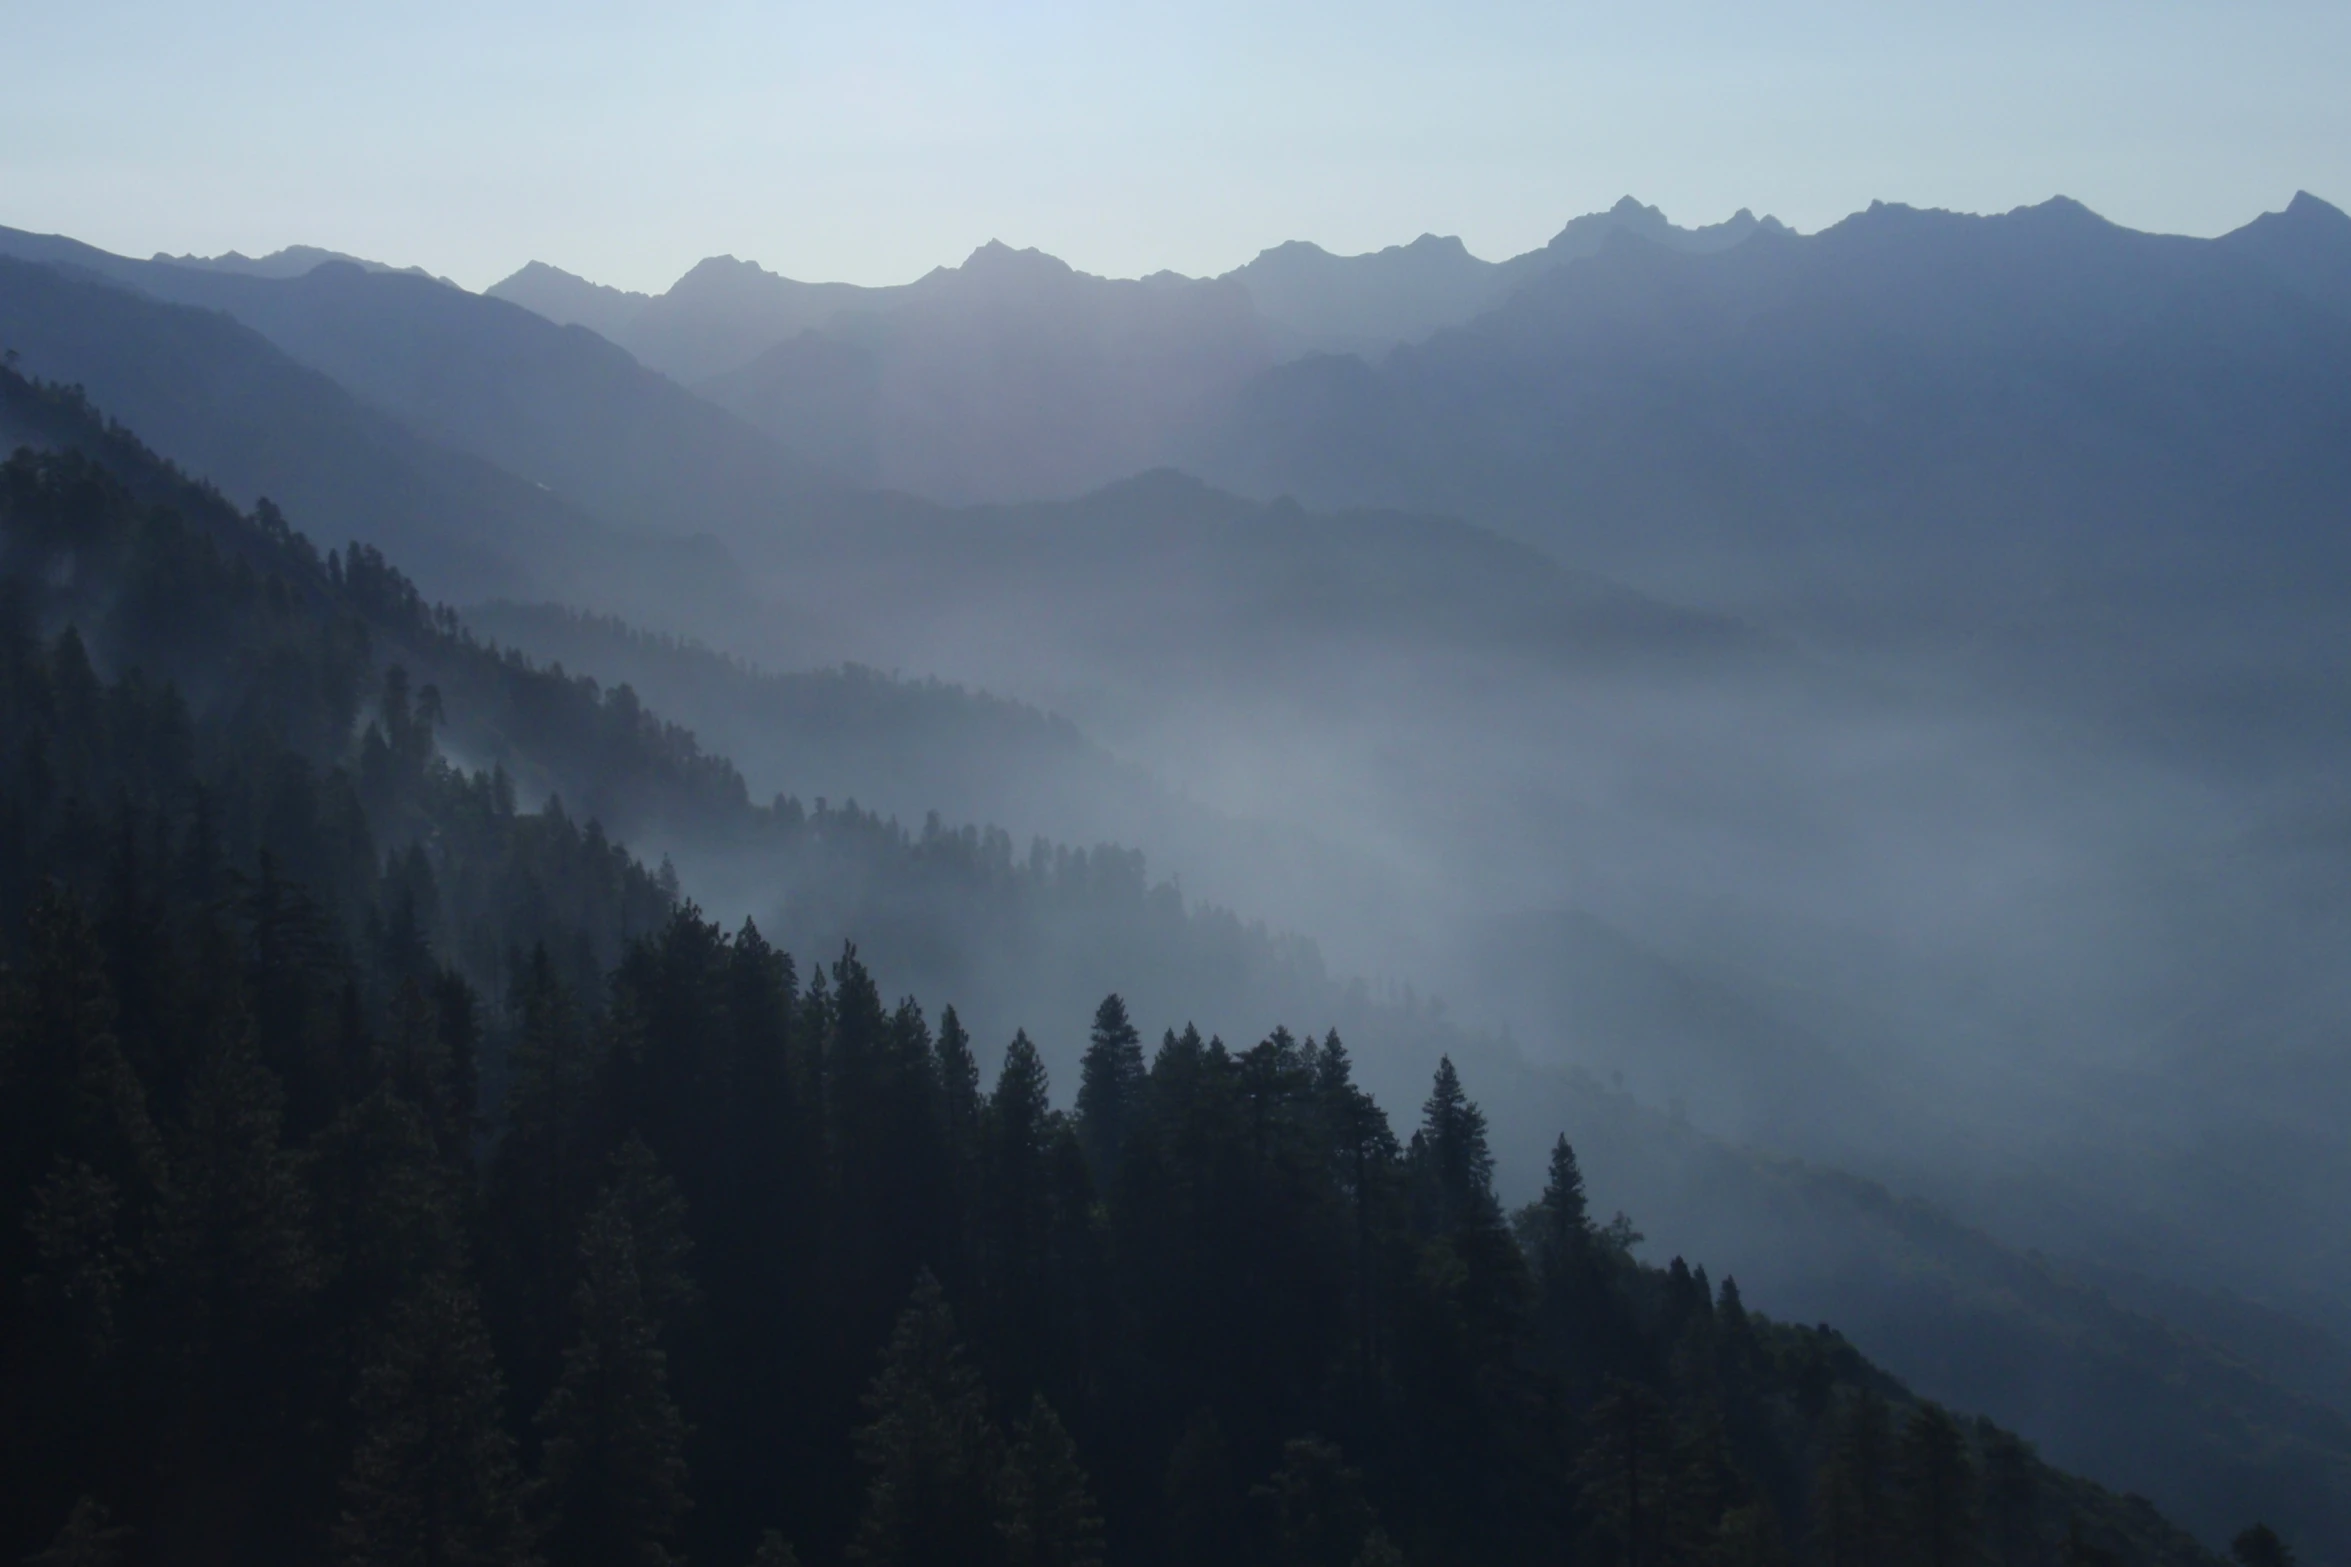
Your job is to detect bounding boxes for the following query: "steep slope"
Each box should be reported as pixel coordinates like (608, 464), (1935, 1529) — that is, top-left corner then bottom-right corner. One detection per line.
(463, 602), (1177, 848)
(0, 255), (735, 614)
(0, 225), (821, 548)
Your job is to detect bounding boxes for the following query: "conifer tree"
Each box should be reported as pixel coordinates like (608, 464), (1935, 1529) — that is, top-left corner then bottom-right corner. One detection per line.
(1407, 1056), (1525, 1358)
(1896, 1403), (1976, 1567)
(532, 1191), (693, 1567)
(1981, 1428), (2040, 1567)
(849, 1272), (1007, 1567)
(1410, 1057), (1499, 1236)
(999, 1394), (1105, 1567)
(0, 888), (163, 1275)
(935, 1005), (982, 1154)
(1578, 1380), (1673, 1567)
(1256, 1437), (1383, 1567)
(1815, 1390), (1897, 1567)
(1164, 1409), (1245, 1567)
(1537, 1136), (1590, 1250)
(335, 1272), (536, 1567)
(1076, 993), (1146, 1184)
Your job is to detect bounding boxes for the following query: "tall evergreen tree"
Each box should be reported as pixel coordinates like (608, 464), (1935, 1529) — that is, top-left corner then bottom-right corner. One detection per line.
(1981, 1428), (2040, 1567)
(1895, 1403), (1976, 1567)
(335, 1272), (536, 1567)
(1075, 994), (1145, 1185)
(1815, 1390), (1898, 1567)
(532, 1189), (693, 1567)
(999, 1394), (1105, 1567)
(1163, 1409), (1245, 1567)
(849, 1273), (1007, 1567)
(1255, 1437), (1385, 1567)
(1578, 1380), (1673, 1567)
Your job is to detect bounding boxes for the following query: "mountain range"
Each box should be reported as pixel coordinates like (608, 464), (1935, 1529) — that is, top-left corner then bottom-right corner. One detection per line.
(5, 190), (2351, 1560)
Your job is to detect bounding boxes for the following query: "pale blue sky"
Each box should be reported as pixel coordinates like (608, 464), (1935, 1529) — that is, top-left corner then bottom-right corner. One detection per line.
(7, 0), (2346, 292)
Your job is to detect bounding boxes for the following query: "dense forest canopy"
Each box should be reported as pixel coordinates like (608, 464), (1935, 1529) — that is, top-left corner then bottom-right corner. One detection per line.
(0, 367), (2246, 1567)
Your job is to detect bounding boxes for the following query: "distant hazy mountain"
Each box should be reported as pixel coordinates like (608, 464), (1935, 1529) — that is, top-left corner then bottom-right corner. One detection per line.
(0, 254), (737, 614)
(1227, 195), (1789, 358)
(1186, 193), (2351, 615)
(152, 242), (458, 286)
(0, 224), (823, 550)
(486, 198), (1787, 503)
(613, 255), (916, 385)
(749, 467), (1761, 705)
(477, 258), (651, 341)
(488, 253), (913, 384)
(699, 245), (1275, 501)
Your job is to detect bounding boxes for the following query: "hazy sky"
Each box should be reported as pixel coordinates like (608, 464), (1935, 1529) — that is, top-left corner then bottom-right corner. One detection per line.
(8, 0), (2346, 293)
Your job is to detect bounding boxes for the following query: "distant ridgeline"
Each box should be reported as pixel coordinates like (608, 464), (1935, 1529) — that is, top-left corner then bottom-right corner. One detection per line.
(0, 364), (2225, 1567)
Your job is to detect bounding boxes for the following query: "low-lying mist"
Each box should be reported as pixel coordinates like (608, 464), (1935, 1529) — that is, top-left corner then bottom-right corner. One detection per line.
(470, 480), (2351, 1360)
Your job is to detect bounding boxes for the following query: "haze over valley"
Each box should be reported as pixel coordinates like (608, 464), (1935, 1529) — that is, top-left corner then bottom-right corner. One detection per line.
(5, 70), (2351, 1564)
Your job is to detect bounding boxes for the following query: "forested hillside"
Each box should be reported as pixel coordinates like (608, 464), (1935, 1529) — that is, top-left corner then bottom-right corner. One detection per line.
(0, 365), (2238, 1567)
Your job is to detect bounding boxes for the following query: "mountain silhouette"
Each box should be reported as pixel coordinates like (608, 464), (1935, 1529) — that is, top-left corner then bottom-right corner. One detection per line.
(698, 244), (1274, 502)
(1184, 193), (2351, 616)
(1226, 194), (1789, 358)
(0, 224), (826, 550)
(487, 199), (1793, 502)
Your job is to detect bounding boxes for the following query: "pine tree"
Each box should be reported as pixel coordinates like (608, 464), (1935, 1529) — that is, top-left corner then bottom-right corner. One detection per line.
(1895, 1403), (1976, 1567)
(1163, 1408), (1245, 1567)
(1814, 1390), (1897, 1567)
(1981, 1428), (2039, 1567)
(598, 1133), (702, 1332)
(1577, 1380), (1673, 1567)
(533, 1193), (693, 1567)
(935, 1005), (982, 1155)
(1075, 993), (1145, 1185)
(999, 1394), (1105, 1567)
(978, 1030), (1062, 1395)
(849, 1272), (1007, 1567)
(1535, 1135), (1589, 1249)
(1410, 1057), (1498, 1236)
(1255, 1437), (1383, 1567)
(0, 887), (164, 1277)
(1406, 1057), (1525, 1356)
(335, 1273), (536, 1567)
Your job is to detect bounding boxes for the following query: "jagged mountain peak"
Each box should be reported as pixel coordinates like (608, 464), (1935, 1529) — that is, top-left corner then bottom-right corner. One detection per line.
(955, 238), (1078, 278)
(152, 242), (455, 285)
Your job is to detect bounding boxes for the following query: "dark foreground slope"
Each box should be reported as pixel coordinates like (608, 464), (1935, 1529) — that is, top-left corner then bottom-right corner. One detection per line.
(0, 367), (2229, 1567)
